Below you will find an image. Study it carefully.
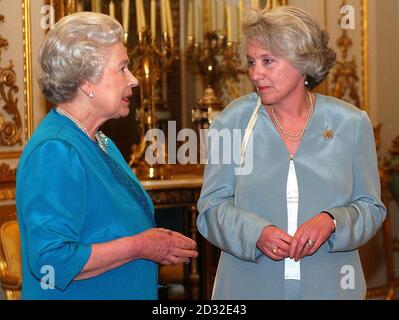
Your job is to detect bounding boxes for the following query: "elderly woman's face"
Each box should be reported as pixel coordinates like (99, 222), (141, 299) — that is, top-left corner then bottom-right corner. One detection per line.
(246, 41), (304, 106)
(91, 42), (138, 120)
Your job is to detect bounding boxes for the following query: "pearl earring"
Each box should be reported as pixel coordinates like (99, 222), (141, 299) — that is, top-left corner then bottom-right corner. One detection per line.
(304, 75), (309, 86)
(89, 92), (94, 98)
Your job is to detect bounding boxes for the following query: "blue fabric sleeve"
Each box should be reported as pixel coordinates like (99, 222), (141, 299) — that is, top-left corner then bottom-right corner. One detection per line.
(196, 118), (270, 262)
(326, 111), (386, 251)
(18, 140), (92, 291)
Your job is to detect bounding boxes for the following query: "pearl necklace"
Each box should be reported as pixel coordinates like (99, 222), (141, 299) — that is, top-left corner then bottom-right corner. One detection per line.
(55, 107), (108, 153)
(270, 91), (314, 142)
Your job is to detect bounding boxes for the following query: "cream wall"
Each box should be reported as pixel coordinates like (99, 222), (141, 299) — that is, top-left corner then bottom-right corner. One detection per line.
(369, 0), (399, 157)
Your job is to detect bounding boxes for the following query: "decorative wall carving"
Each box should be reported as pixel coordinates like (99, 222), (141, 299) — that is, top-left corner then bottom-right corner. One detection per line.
(0, 10), (22, 147)
(329, 0), (367, 109)
(0, 163), (16, 201)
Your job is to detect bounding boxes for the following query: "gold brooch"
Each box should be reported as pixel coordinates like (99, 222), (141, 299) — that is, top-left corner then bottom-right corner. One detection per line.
(323, 129), (334, 140)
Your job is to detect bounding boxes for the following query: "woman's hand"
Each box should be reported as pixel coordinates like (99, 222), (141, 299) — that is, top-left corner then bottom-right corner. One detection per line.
(256, 225), (293, 260)
(134, 228), (198, 265)
(289, 212), (335, 261)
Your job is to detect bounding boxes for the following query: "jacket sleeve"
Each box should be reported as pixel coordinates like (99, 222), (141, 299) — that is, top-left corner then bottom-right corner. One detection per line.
(196, 118), (271, 262)
(325, 111), (386, 251)
(17, 140), (92, 291)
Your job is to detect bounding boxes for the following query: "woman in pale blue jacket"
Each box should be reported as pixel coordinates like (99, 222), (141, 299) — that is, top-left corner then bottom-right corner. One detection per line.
(197, 6), (386, 299)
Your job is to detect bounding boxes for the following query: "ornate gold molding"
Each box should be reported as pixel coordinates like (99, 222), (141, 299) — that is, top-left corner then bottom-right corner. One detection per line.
(361, 0), (369, 111)
(330, 0), (368, 110)
(22, 0), (33, 140)
(0, 5), (22, 146)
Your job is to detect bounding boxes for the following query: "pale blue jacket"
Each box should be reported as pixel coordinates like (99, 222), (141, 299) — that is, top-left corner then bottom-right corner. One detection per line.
(197, 93), (386, 299)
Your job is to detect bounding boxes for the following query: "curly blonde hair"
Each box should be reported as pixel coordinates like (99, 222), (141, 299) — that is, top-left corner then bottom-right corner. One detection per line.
(240, 6), (336, 89)
(38, 12), (123, 104)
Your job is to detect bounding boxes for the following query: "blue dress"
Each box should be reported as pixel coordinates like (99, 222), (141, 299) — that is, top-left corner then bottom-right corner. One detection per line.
(16, 109), (157, 299)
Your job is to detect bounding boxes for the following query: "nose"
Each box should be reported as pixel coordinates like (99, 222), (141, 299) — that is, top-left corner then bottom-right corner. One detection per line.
(127, 69), (139, 88)
(250, 64), (265, 82)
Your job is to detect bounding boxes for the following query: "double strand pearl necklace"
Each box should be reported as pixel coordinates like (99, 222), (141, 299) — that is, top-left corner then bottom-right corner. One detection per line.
(270, 90), (314, 142)
(55, 107), (108, 153)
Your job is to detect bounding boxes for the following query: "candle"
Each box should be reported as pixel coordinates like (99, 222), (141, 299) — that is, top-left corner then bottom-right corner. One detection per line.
(251, 0), (259, 9)
(122, 0), (130, 32)
(187, 0), (194, 38)
(109, 0), (115, 18)
(216, 0), (224, 34)
(165, 0), (174, 37)
(198, 3), (203, 42)
(226, 4), (232, 42)
(136, 0), (142, 32)
(194, 0), (199, 41)
(237, 0), (245, 36)
(76, 0), (83, 12)
(210, 0), (216, 31)
(92, 0), (101, 12)
(160, 0), (167, 34)
(151, 0), (157, 39)
(139, 0), (146, 28)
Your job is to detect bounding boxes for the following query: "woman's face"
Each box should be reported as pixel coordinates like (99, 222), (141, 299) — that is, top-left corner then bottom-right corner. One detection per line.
(246, 40), (304, 105)
(91, 42), (138, 120)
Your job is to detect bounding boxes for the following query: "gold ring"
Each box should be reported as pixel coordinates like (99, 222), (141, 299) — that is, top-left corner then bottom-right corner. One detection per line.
(307, 240), (314, 247)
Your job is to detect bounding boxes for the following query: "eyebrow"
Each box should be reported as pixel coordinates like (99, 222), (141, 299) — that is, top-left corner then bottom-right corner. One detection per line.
(118, 59), (130, 67)
(246, 54), (275, 59)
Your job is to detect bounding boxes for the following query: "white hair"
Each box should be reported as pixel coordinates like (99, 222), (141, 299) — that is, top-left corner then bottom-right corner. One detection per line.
(38, 12), (124, 104)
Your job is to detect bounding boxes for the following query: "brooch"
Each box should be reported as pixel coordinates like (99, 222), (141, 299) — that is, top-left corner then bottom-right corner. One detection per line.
(323, 129), (334, 140)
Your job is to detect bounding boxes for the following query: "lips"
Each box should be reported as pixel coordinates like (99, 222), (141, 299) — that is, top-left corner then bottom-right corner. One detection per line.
(257, 86), (271, 93)
(122, 95), (131, 103)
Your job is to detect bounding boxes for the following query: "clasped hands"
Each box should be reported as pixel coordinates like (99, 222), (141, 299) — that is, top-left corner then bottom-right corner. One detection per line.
(256, 212), (336, 261)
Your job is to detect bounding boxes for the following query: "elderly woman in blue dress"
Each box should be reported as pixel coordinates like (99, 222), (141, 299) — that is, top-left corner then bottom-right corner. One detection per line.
(197, 6), (386, 299)
(16, 12), (197, 299)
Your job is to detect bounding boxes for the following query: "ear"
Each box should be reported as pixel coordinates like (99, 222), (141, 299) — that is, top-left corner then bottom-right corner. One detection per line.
(80, 80), (92, 95)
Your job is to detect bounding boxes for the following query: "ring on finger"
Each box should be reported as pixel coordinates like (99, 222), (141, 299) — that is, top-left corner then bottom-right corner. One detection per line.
(307, 240), (314, 247)
(272, 246), (278, 254)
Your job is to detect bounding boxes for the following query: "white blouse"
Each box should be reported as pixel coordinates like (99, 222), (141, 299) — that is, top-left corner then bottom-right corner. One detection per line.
(285, 159), (300, 280)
